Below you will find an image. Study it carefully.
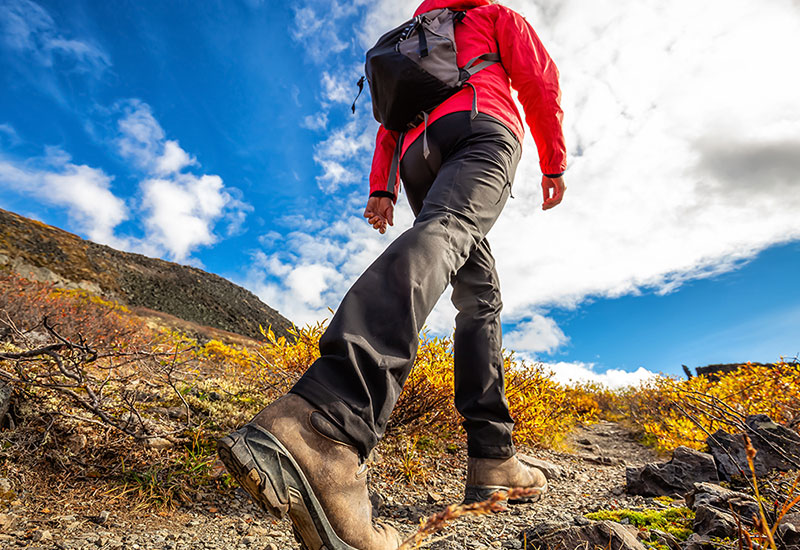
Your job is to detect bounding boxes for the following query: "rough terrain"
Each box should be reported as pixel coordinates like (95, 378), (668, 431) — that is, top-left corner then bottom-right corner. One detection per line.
(0, 208), (292, 340)
(0, 421), (667, 550)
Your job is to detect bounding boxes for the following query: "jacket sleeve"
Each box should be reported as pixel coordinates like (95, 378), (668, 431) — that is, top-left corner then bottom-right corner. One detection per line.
(369, 125), (401, 202)
(495, 7), (567, 176)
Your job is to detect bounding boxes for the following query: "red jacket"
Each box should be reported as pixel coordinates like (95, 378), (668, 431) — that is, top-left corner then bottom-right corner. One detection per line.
(368, 0), (566, 200)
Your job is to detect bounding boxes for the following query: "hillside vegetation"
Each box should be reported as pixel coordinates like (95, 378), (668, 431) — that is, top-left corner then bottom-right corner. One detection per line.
(0, 208), (292, 340)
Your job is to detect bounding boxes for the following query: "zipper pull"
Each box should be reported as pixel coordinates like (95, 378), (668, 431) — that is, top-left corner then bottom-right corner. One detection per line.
(351, 76), (366, 114)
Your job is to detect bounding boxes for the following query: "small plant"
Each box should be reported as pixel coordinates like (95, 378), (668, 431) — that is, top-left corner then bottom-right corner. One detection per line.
(585, 507), (695, 541)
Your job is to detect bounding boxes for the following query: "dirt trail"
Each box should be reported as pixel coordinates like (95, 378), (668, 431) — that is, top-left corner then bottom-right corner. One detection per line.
(2, 422), (668, 550)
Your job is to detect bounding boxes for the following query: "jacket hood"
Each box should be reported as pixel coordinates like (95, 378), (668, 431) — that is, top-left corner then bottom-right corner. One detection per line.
(414, 0), (493, 17)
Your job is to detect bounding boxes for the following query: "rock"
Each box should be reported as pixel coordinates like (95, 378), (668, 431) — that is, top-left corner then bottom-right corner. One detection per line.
(0, 383), (12, 426)
(649, 529), (681, 550)
(584, 455), (624, 466)
(626, 446), (718, 496)
(0, 478), (15, 505)
(145, 437), (174, 450)
(31, 530), (52, 542)
(707, 414), (800, 480)
(522, 520), (647, 550)
(692, 505), (738, 538)
(520, 456), (564, 480)
(427, 491), (443, 503)
(685, 482), (760, 521)
(267, 545), (279, 550)
(573, 516), (590, 526)
(370, 492), (384, 517)
(782, 512), (800, 529)
(241, 536), (255, 546)
(93, 510), (110, 525)
(681, 533), (715, 550)
(685, 482), (759, 539)
(777, 522), (800, 548)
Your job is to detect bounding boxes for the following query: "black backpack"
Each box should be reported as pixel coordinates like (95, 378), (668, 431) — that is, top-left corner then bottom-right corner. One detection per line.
(353, 8), (500, 133)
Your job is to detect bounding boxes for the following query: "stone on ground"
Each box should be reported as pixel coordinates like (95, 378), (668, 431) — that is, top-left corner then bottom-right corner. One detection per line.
(625, 446), (718, 497)
(685, 482), (759, 539)
(707, 414), (800, 480)
(521, 520), (646, 550)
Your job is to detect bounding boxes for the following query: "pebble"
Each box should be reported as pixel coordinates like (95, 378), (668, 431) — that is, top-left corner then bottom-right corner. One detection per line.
(241, 536), (255, 546)
(32, 530), (52, 542)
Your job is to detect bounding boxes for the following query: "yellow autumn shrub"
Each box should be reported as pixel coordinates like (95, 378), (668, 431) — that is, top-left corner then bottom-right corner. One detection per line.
(621, 361), (800, 453)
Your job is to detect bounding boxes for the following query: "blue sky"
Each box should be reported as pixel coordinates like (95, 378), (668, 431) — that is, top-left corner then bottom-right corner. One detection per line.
(1, 0), (798, 386)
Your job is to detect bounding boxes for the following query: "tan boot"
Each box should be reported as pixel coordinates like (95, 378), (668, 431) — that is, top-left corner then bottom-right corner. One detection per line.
(217, 394), (402, 550)
(464, 454), (549, 504)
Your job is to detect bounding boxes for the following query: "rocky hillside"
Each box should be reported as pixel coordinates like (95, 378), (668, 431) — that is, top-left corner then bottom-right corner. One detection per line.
(0, 208), (292, 339)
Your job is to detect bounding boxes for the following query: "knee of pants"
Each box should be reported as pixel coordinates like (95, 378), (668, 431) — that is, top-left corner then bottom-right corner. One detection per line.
(412, 211), (481, 273)
(451, 283), (503, 317)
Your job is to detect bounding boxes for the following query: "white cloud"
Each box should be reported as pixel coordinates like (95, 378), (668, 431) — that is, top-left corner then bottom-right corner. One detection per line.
(156, 140), (196, 175)
(302, 112), (329, 131)
(116, 101), (197, 176)
(313, 117), (375, 192)
(0, 149), (128, 246)
(0, 124), (20, 145)
(140, 174), (227, 261)
(504, 315), (568, 354)
(0, 0), (110, 74)
(538, 360), (658, 389)
(290, 1), (371, 63)
(321, 72), (354, 105)
(113, 100), (250, 262)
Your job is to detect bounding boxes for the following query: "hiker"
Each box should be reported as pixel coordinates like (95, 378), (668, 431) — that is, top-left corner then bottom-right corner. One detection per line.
(218, 0), (566, 549)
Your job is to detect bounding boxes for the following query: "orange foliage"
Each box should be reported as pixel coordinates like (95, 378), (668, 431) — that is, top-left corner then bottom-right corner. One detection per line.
(619, 362), (800, 452)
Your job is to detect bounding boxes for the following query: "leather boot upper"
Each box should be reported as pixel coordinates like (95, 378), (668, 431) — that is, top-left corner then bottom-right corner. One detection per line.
(467, 454), (548, 490)
(251, 393), (402, 550)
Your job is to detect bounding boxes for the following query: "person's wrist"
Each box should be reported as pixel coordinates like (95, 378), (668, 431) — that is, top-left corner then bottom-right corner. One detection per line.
(370, 190), (395, 200)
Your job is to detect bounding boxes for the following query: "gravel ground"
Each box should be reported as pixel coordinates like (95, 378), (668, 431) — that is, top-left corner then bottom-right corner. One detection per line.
(0, 421), (671, 550)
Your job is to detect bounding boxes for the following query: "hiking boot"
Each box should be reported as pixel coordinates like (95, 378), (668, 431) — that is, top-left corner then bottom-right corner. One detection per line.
(217, 394), (402, 550)
(463, 454), (549, 504)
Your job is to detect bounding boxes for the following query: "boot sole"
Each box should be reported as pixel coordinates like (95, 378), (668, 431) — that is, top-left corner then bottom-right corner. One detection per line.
(463, 482), (548, 505)
(218, 425), (360, 550)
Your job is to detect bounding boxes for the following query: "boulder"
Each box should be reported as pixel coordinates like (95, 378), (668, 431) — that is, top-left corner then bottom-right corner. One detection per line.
(777, 522), (800, 549)
(707, 414), (800, 480)
(685, 482), (760, 518)
(521, 520), (646, 550)
(777, 513), (800, 549)
(692, 505), (738, 539)
(626, 446), (719, 496)
(681, 533), (716, 550)
(685, 482), (759, 539)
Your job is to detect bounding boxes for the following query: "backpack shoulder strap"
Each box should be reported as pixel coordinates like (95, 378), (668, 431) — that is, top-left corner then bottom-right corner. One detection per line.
(462, 53), (501, 77)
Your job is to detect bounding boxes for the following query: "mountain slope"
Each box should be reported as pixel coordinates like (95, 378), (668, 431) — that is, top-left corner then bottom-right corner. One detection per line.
(0, 208), (292, 339)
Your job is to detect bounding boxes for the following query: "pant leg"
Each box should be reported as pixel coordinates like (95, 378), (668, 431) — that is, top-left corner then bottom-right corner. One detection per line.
(291, 113), (521, 460)
(451, 238), (516, 458)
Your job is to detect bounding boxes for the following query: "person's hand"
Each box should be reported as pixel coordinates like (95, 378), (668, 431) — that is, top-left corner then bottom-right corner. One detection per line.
(363, 196), (394, 234)
(541, 175), (566, 210)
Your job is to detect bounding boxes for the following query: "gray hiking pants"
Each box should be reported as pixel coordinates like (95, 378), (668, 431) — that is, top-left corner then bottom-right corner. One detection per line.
(291, 112), (521, 461)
